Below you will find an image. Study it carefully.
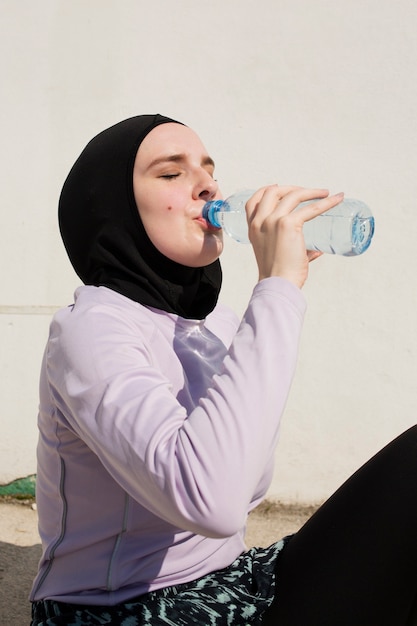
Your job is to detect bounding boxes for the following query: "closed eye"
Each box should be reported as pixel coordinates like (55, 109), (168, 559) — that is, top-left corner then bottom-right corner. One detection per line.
(160, 173), (181, 180)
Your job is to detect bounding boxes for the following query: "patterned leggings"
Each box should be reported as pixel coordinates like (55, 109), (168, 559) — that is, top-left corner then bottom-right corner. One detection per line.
(32, 426), (417, 625)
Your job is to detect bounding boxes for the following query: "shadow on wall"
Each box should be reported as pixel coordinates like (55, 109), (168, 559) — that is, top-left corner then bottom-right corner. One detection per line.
(0, 541), (41, 625)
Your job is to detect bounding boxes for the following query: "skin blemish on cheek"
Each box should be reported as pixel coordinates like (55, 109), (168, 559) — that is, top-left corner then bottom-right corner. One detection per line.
(167, 206), (173, 211)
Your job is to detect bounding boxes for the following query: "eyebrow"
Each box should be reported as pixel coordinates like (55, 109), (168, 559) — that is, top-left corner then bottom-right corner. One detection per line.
(147, 153), (215, 170)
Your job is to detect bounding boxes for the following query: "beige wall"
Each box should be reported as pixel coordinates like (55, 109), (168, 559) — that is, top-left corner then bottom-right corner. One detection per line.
(2, 0), (417, 503)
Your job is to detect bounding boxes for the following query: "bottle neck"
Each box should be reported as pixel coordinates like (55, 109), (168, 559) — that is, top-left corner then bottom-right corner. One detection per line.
(202, 199), (226, 228)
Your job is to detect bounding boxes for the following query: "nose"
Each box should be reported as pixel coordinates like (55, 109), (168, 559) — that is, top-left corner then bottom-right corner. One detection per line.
(193, 169), (219, 201)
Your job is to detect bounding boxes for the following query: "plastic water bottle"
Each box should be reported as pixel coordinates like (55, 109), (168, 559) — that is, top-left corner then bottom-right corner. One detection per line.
(202, 190), (375, 256)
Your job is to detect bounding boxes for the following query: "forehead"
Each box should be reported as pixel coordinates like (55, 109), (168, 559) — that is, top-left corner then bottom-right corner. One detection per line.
(135, 123), (210, 167)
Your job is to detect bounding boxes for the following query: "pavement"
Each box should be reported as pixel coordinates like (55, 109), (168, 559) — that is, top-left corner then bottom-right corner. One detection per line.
(0, 497), (318, 626)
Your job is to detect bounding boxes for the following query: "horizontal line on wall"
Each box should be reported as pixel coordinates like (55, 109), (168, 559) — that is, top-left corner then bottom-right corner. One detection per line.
(0, 305), (61, 315)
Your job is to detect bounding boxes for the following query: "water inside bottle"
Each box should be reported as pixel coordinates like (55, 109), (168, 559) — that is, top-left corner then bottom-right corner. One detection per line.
(218, 210), (251, 244)
(303, 213), (374, 255)
(204, 196), (375, 254)
(351, 215), (375, 255)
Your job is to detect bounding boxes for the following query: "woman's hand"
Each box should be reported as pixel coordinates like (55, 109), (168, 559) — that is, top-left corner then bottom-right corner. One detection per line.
(246, 185), (344, 289)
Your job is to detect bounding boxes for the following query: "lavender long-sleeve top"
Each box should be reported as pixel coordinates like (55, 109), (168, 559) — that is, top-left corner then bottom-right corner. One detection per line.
(30, 277), (306, 604)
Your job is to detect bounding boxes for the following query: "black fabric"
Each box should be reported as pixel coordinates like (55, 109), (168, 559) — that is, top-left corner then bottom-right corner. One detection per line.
(262, 425), (417, 626)
(58, 114), (222, 319)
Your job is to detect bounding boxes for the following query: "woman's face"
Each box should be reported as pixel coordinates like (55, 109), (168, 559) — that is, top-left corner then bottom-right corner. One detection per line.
(133, 123), (224, 267)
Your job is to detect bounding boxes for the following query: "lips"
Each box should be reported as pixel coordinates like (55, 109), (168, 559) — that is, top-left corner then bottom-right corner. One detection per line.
(195, 215), (221, 232)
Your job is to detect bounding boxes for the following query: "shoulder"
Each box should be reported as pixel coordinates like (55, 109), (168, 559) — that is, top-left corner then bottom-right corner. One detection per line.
(48, 287), (164, 378)
(53, 286), (157, 335)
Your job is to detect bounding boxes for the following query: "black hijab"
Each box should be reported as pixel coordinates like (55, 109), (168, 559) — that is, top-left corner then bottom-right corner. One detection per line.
(58, 114), (222, 319)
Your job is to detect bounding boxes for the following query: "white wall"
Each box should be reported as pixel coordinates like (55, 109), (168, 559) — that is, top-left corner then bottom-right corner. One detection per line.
(1, 0), (417, 503)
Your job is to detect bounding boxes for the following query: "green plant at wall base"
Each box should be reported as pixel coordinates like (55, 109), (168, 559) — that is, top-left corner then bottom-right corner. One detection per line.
(0, 475), (36, 498)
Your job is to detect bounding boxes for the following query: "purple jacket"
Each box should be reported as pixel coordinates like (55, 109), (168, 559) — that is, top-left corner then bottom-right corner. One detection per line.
(30, 278), (306, 604)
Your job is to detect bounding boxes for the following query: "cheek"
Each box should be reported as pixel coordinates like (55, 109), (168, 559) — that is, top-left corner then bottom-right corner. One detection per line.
(139, 204), (183, 254)
(139, 199), (174, 230)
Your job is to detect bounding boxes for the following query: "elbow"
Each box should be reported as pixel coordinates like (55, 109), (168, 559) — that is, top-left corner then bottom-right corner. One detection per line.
(181, 498), (248, 539)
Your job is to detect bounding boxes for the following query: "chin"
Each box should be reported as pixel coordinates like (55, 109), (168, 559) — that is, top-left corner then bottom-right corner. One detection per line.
(201, 238), (223, 266)
(165, 235), (223, 267)
(187, 253), (222, 268)
(184, 251), (222, 268)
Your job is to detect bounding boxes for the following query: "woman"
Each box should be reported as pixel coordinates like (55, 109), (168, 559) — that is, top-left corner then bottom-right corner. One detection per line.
(30, 115), (417, 625)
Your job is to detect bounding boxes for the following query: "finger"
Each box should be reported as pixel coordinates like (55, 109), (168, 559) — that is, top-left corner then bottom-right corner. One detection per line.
(249, 186), (332, 226)
(307, 250), (323, 263)
(297, 192), (345, 222)
(251, 184), (303, 202)
(246, 185), (304, 224)
(271, 187), (331, 218)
